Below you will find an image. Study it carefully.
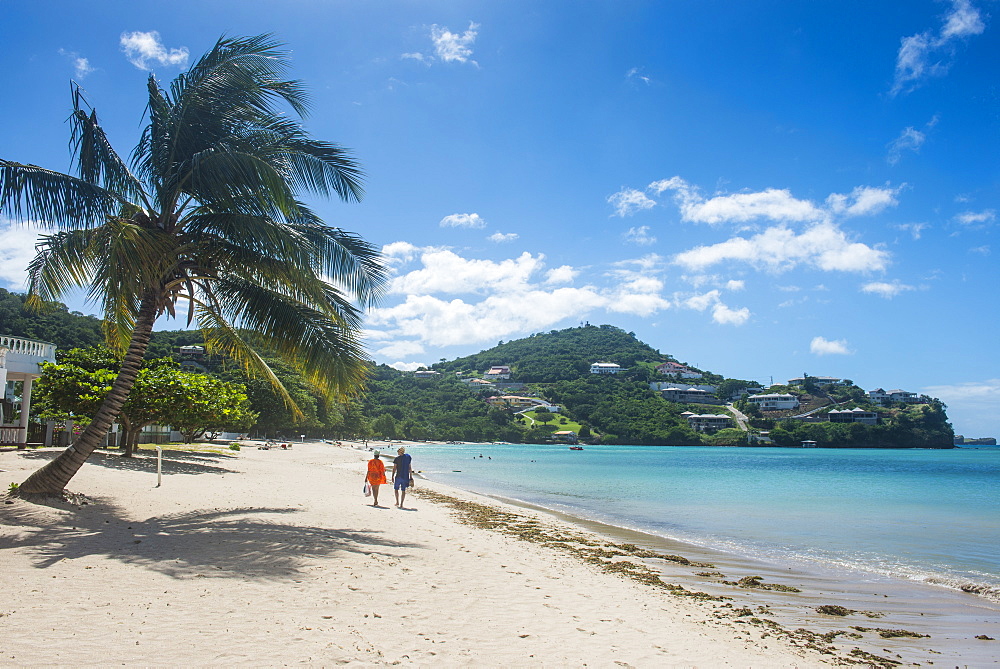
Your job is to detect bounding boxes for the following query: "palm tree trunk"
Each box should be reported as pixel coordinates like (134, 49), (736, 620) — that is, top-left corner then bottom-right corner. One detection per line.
(18, 294), (160, 494)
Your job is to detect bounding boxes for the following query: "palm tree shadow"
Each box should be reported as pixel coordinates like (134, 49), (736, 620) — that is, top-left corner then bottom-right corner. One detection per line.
(14, 448), (240, 476)
(1, 496), (419, 581)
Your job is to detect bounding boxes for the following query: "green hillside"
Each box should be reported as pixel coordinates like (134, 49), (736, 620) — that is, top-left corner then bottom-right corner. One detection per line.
(431, 324), (686, 382)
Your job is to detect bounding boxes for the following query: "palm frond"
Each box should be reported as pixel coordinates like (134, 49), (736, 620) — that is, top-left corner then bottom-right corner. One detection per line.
(0, 161), (123, 226)
(69, 84), (149, 207)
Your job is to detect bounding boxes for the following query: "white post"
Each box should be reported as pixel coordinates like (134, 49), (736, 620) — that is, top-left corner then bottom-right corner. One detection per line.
(156, 445), (162, 487)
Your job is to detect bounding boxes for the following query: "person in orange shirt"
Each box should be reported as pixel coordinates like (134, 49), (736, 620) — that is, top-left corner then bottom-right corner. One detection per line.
(366, 450), (387, 507)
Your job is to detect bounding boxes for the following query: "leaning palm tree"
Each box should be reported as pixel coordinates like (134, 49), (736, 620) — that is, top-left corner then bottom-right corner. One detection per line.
(0, 34), (385, 494)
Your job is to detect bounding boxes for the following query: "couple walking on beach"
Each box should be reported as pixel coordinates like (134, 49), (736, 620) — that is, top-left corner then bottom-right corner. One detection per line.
(365, 447), (413, 509)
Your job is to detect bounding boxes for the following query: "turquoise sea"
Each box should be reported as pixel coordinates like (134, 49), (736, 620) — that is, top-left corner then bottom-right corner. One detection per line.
(410, 443), (1000, 600)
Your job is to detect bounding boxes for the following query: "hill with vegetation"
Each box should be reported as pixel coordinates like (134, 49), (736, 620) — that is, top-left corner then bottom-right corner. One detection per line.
(0, 295), (955, 447)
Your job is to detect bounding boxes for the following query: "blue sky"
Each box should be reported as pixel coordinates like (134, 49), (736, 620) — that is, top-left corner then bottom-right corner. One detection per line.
(1, 1), (998, 436)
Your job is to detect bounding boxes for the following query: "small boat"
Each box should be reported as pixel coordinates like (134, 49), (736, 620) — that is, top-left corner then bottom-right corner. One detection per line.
(568, 446), (584, 450)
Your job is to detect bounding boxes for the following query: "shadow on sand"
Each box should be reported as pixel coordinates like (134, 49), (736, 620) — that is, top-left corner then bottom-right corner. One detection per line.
(1, 493), (420, 581)
(12, 447), (240, 476)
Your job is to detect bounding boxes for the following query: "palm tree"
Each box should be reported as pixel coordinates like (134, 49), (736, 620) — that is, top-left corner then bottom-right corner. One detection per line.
(0, 35), (385, 494)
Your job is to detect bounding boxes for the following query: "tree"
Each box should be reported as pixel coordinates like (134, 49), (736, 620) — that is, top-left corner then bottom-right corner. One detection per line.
(34, 347), (256, 452)
(1, 35), (385, 493)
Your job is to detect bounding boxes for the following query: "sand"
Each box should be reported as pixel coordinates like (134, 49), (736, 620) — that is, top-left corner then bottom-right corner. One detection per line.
(1, 441), (988, 667)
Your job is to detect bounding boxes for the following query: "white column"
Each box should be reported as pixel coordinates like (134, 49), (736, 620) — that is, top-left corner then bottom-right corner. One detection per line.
(17, 376), (33, 446)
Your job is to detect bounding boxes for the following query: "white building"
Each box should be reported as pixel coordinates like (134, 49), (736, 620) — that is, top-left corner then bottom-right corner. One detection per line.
(685, 413), (731, 433)
(746, 393), (800, 411)
(788, 376), (845, 386)
(828, 408), (878, 425)
(0, 335), (57, 446)
(484, 365), (511, 380)
(590, 362), (621, 375)
(867, 388), (920, 406)
(656, 361), (703, 378)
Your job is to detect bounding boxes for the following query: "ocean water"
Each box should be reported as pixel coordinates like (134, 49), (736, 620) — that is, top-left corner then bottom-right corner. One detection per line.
(410, 443), (1000, 599)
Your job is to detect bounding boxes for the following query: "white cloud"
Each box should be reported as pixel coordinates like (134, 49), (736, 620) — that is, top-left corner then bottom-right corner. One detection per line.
(726, 279), (745, 291)
(0, 221), (54, 288)
(545, 265), (579, 284)
(120, 31), (189, 70)
(607, 188), (656, 217)
(895, 222), (929, 239)
(890, 0), (985, 96)
(673, 221), (890, 273)
(648, 177), (900, 226)
(954, 209), (996, 227)
(922, 379), (1000, 436)
(401, 52), (426, 63)
(684, 290), (720, 312)
(488, 232), (519, 243)
(969, 245), (991, 255)
(381, 241), (421, 263)
(58, 49), (94, 78)
(825, 185), (902, 217)
(430, 22), (480, 65)
(810, 336), (852, 356)
(375, 340), (426, 359)
(887, 127), (926, 165)
(440, 212), (487, 228)
(388, 361), (430, 372)
(712, 303), (750, 326)
(624, 225), (656, 245)
(655, 178), (823, 225)
(861, 281), (916, 298)
(626, 67), (651, 85)
(389, 249), (543, 295)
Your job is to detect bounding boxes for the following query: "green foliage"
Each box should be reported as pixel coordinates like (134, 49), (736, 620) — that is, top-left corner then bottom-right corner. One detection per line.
(432, 324), (670, 383)
(0, 288), (103, 349)
(768, 401), (952, 448)
(8, 482), (18, 493)
(229, 442), (241, 451)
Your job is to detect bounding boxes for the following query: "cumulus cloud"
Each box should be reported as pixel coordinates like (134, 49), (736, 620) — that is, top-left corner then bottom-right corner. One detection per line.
(440, 212), (487, 228)
(861, 281), (916, 298)
(430, 22), (479, 65)
(58, 49), (94, 78)
(646, 177), (900, 226)
(624, 225), (656, 245)
(545, 265), (579, 284)
(607, 188), (656, 217)
(367, 246), (679, 354)
(922, 378), (1000, 435)
(810, 336), (852, 356)
(0, 220), (53, 288)
(673, 221), (890, 273)
(890, 0), (985, 96)
(712, 303), (750, 326)
(488, 232), (519, 243)
(726, 279), (745, 291)
(120, 31), (189, 70)
(389, 249), (543, 295)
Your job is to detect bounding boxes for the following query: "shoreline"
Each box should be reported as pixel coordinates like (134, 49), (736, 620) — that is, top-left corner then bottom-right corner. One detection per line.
(1, 441), (997, 666)
(356, 439), (1000, 666)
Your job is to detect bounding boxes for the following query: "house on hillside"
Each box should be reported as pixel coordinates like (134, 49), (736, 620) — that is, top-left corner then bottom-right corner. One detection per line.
(484, 365), (511, 380)
(788, 375), (845, 387)
(414, 370), (441, 379)
(867, 388), (920, 406)
(683, 413), (731, 433)
(656, 361), (703, 378)
(552, 430), (578, 444)
(590, 362), (621, 375)
(746, 393), (799, 411)
(486, 395), (560, 413)
(828, 408), (878, 425)
(658, 387), (722, 405)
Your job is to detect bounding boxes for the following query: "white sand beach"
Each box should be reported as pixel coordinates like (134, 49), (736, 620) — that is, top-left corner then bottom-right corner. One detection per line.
(0, 441), (832, 667)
